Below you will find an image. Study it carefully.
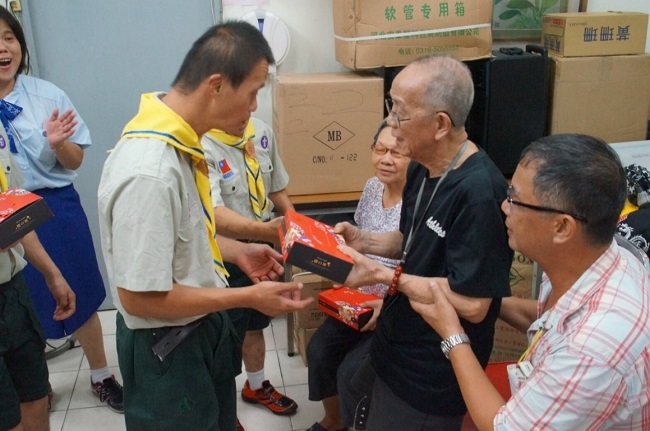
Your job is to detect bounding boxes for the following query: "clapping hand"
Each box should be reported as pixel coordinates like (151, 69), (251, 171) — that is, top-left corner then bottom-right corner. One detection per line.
(45, 108), (77, 151)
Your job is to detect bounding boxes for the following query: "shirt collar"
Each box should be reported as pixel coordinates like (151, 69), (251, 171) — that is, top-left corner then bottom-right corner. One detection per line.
(540, 240), (619, 333)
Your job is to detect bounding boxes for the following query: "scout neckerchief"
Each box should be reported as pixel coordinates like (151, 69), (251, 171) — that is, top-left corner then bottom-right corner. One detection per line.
(0, 100), (22, 154)
(207, 121), (269, 221)
(121, 93), (228, 277)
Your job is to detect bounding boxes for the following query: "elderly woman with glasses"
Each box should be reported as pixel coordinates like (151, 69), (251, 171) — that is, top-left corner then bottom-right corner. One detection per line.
(305, 118), (410, 431)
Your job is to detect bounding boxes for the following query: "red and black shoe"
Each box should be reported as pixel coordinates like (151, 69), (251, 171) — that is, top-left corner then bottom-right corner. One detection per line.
(241, 380), (298, 415)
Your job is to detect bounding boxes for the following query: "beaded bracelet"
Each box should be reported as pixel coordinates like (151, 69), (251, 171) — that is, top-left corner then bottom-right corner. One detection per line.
(387, 263), (403, 296)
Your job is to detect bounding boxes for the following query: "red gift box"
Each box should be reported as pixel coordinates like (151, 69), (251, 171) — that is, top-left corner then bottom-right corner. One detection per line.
(279, 210), (353, 284)
(0, 188), (53, 248)
(318, 286), (380, 330)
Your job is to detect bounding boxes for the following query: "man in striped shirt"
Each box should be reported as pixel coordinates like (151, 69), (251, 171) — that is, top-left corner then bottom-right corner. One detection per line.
(407, 133), (650, 430)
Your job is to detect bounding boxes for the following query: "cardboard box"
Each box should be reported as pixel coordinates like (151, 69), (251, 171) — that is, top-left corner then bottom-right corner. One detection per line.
(293, 308), (329, 329)
(489, 252), (534, 363)
(332, 0), (493, 69)
(548, 54), (650, 144)
(542, 12), (648, 58)
(0, 188), (53, 249)
(295, 327), (318, 367)
(280, 210), (353, 284)
(272, 72), (381, 196)
(318, 287), (379, 330)
(292, 272), (333, 329)
(294, 272), (336, 307)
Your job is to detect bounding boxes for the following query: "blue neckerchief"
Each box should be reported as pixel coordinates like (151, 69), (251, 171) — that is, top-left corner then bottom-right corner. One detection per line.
(0, 100), (22, 153)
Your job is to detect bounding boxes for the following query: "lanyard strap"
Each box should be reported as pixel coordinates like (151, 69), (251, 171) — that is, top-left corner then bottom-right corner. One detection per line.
(402, 139), (469, 263)
(387, 140), (468, 296)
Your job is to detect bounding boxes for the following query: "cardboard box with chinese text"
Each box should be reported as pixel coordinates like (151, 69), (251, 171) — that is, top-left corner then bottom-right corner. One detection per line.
(318, 286), (379, 331)
(542, 12), (648, 58)
(548, 54), (650, 144)
(333, 0), (493, 69)
(0, 188), (53, 249)
(272, 72), (381, 196)
(280, 210), (353, 284)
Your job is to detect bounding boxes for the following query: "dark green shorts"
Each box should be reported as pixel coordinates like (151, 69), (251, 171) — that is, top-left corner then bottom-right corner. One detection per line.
(116, 311), (242, 431)
(0, 272), (48, 431)
(224, 263), (271, 338)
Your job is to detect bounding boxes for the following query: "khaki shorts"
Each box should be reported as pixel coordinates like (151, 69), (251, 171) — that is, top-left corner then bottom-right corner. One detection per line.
(0, 272), (48, 431)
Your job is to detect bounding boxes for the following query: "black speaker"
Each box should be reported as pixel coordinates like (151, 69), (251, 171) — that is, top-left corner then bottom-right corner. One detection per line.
(466, 45), (549, 176)
(383, 66), (404, 116)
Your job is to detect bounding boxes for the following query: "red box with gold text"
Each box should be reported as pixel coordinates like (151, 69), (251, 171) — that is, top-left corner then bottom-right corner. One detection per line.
(318, 286), (379, 330)
(0, 188), (53, 248)
(279, 210), (353, 284)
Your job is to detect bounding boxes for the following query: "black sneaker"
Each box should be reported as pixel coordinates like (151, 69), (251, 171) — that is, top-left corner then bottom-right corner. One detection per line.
(91, 375), (124, 413)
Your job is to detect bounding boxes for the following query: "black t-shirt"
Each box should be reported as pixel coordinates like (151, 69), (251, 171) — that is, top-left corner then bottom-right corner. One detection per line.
(369, 150), (513, 417)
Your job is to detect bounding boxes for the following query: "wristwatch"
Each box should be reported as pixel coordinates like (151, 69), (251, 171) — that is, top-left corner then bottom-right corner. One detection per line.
(440, 333), (471, 359)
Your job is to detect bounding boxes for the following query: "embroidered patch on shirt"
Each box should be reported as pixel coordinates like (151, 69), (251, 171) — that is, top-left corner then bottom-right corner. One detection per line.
(218, 159), (235, 180)
(261, 135), (269, 149)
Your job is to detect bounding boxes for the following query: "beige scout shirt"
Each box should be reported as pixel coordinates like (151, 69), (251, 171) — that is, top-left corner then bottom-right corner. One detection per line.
(202, 117), (290, 223)
(98, 137), (227, 330)
(0, 127), (26, 283)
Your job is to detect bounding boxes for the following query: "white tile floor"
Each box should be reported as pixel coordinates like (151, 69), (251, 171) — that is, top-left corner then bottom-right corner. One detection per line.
(46, 309), (324, 431)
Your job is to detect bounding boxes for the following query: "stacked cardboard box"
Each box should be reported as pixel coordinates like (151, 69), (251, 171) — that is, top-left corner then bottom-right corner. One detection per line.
(332, 0), (493, 69)
(272, 72), (382, 196)
(542, 12), (650, 144)
(542, 12), (648, 58)
(291, 272), (333, 366)
(489, 252), (534, 363)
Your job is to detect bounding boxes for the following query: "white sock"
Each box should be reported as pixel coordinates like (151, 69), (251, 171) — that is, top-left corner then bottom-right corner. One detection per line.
(90, 367), (112, 384)
(247, 369), (265, 390)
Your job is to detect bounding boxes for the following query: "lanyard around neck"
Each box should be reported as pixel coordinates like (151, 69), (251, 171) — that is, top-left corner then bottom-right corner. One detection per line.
(401, 140), (469, 266)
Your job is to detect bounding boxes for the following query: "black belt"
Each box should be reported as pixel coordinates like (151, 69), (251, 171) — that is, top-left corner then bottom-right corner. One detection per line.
(151, 315), (209, 361)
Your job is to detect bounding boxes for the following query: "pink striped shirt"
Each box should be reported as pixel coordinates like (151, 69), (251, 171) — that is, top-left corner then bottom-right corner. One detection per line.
(494, 241), (650, 430)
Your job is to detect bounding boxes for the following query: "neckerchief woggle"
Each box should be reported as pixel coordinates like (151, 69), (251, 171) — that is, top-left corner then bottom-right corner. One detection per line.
(207, 121), (269, 221)
(121, 93), (228, 277)
(0, 100), (22, 154)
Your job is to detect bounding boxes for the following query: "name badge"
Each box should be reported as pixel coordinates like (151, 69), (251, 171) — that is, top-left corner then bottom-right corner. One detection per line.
(507, 360), (534, 395)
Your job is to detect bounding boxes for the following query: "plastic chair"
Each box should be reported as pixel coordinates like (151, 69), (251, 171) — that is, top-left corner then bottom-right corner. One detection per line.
(460, 361), (513, 431)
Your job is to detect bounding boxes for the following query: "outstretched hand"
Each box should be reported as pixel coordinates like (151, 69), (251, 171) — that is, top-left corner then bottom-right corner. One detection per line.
(338, 243), (386, 288)
(359, 298), (383, 332)
(333, 221), (364, 252)
(45, 108), (77, 150)
(250, 281), (314, 317)
(235, 243), (285, 283)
